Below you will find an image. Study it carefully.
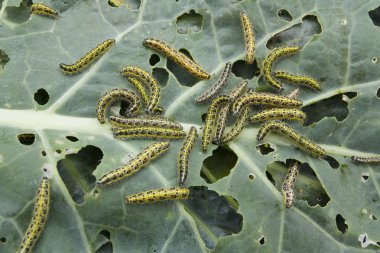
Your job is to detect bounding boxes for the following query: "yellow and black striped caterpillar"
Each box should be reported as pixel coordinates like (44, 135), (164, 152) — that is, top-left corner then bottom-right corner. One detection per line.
(274, 71), (321, 91)
(31, 3), (59, 19)
(240, 12), (256, 64)
(178, 126), (197, 186)
(108, 0), (124, 7)
(125, 187), (190, 204)
(250, 108), (306, 124)
(112, 127), (186, 140)
(109, 116), (183, 130)
(282, 161), (300, 208)
(220, 106), (250, 144)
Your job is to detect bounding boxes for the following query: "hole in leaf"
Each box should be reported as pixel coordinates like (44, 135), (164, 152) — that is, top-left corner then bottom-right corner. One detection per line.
(17, 133), (35, 146)
(167, 48), (199, 87)
(201, 113), (207, 123)
(200, 146), (238, 183)
(41, 151), (46, 156)
(184, 186), (243, 249)
(34, 88), (49, 105)
(258, 236), (265, 245)
(0, 237), (6, 243)
(0, 49), (10, 71)
(95, 241), (113, 253)
(377, 88), (380, 98)
(66, 136), (79, 142)
(231, 60), (259, 80)
(126, 0), (141, 10)
(4, 0), (31, 24)
(149, 54), (160, 66)
(267, 15), (322, 48)
(369, 6), (380, 27)
(370, 214), (378, 221)
(56, 149), (62, 154)
(372, 57), (378, 64)
(57, 145), (103, 204)
(248, 174), (255, 180)
(176, 9), (203, 34)
(336, 214), (348, 234)
(95, 230), (113, 253)
(277, 9), (292, 22)
(100, 230), (111, 239)
(303, 92), (357, 126)
(256, 143), (275, 155)
(265, 171), (276, 186)
(119, 101), (132, 117)
(324, 155), (339, 169)
(361, 173), (369, 182)
(152, 67), (169, 87)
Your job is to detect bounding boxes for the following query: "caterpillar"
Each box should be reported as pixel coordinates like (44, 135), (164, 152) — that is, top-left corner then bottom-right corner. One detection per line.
(125, 187), (190, 204)
(17, 177), (50, 253)
(112, 127), (186, 140)
(351, 156), (380, 164)
(232, 91), (303, 115)
(286, 88), (300, 99)
(96, 88), (141, 124)
(127, 77), (164, 114)
(178, 126), (197, 186)
(120, 66), (161, 114)
(31, 3), (59, 18)
(108, 0), (124, 7)
(195, 62), (232, 103)
(202, 95), (230, 151)
(97, 142), (170, 186)
(274, 71), (321, 91)
(109, 116), (183, 130)
(282, 161), (300, 208)
(257, 120), (326, 158)
(212, 105), (230, 145)
(220, 106), (250, 143)
(228, 81), (248, 102)
(262, 46), (300, 89)
(143, 38), (210, 79)
(250, 108), (306, 124)
(240, 12), (256, 64)
(60, 39), (115, 74)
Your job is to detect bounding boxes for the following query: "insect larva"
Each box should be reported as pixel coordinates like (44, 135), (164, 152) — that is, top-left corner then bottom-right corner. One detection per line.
(262, 46), (299, 89)
(112, 127), (186, 140)
(143, 38), (210, 79)
(228, 81), (248, 102)
(125, 187), (190, 204)
(60, 39), (115, 75)
(120, 66), (161, 114)
(240, 12), (256, 64)
(286, 88), (300, 99)
(31, 3), (59, 18)
(108, 0), (124, 7)
(212, 105), (230, 145)
(195, 62), (232, 103)
(109, 116), (183, 130)
(97, 142), (170, 186)
(220, 106), (250, 143)
(257, 120), (326, 158)
(351, 156), (380, 164)
(96, 88), (141, 124)
(282, 161), (300, 208)
(274, 71), (321, 91)
(178, 126), (197, 186)
(232, 91), (303, 115)
(202, 95), (230, 151)
(250, 108), (306, 124)
(17, 177), (50, 253)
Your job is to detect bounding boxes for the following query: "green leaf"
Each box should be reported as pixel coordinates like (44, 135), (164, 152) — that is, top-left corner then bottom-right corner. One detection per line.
(1, 0), (380, 252)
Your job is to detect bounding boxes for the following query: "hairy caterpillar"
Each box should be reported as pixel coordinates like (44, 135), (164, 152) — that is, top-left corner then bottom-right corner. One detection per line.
(59, 39), (115, 74)
(351, 156), (380, 164)
(17, 177), (50, 253)
(232, 91), (303, 115)
(178, 126), (197, 186)
(202, 95), (230, 151)
(282, 161), (300, 208)
(96, 88), (141, 124)
(97, 142), (170, 186)
(125, 187), (190, 204)
(31, 3), (59, 18)
(250, 108), (306, 124)
(143, 38), (210, 79)
(112, 127), (186, 140)
(257, 120), (326, 158)
(108, 0), (124, 7)
(120, 66), (161, 114)
(274, 71), (321, 91)
(240, 12), (256, 64)
(220, 106), (250, 143)
(195, 62), (232, 103)
(262, 46), (299, 89)
(109, 116), (183, 130)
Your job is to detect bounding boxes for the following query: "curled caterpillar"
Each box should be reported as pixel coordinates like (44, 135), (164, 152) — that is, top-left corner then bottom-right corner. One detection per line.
(97, 142), (170, 186)
(228, 81), (248, 102)
(274, 71), (321, 91)
(220, 106), (250, 143)
(109, 116), (183, 130)
(31, 3), (59, 18)
(212, 105), (230, 145)
(108, 0), (124, 7)
(262, 46), (299, 89)
(240, 12), (256, 64)
(143, 38), (210, 79)
(195, 62), (232, 103)
(351, 156), (380, 164)
(257, 120), (326, 158)
(178, 126), (197, 186)
(112, 127), (186, 140)
(250, 108), (306, 124)
(17, 177), (50, 253)
(232, 91), (303, 115)
(96, 88), (141, 124)
(120, 66), (161, 114)
(282, 161), (300, 208)
(125, 187), (190, 204)
(60, 39), (115, 74)
(202, 95), (230, 151)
